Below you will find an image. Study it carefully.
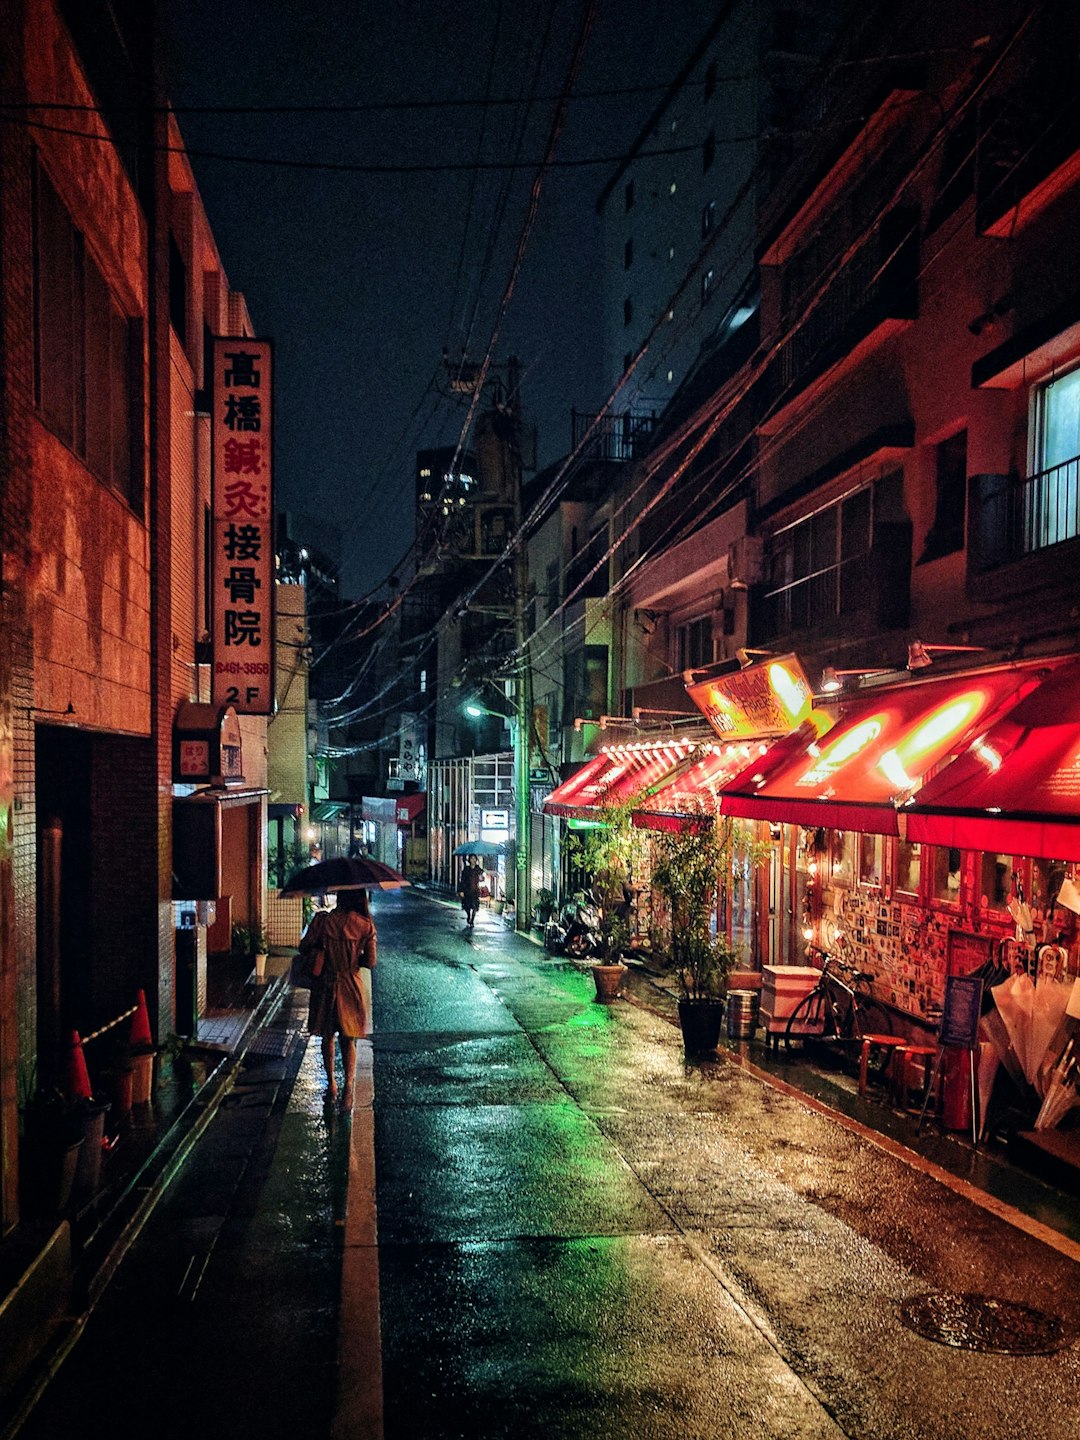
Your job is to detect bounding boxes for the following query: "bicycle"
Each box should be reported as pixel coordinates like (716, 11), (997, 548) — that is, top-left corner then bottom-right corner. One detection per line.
(783, 947), (893, 1079)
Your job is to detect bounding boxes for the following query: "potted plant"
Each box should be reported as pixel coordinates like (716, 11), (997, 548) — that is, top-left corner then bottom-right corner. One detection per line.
(17, 1062), (85, 1218)
(651, 804), (765, 1055)
(564, 797), (644, 1002)
(232, 922), (270, 982)
(592, 911), (631, 1002)
(534, 887), (556, 928)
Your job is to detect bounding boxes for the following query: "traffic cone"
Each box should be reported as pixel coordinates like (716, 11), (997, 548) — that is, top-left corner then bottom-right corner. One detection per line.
(130, 989), (153, 1048)
(68, 1030), (93, 1102)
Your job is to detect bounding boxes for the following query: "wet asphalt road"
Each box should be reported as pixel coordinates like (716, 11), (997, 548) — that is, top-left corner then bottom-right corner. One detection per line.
(370, 892), (1080, 1440)
(17, 891), (1080, 1440)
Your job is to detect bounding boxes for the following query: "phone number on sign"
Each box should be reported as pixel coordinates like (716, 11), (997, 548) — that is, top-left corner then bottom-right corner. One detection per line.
(215, 662), (270, 676)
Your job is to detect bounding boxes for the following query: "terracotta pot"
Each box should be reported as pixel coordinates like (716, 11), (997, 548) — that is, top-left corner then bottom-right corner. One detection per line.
(678, 997), (725, 1056)
(131, 1049), (155, 1106)
(111, 1067), (134, 1115)
(592, 962), (627, 1002)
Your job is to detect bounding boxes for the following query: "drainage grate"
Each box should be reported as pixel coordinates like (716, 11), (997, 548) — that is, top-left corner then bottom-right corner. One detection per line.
(899, 1292), (1073, 1355)
(246, 1027), (303, 1059)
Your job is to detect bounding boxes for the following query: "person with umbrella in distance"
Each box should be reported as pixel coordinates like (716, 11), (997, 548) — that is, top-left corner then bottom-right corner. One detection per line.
(458, 856), (483, 927)
(300, 888), (377, 1112)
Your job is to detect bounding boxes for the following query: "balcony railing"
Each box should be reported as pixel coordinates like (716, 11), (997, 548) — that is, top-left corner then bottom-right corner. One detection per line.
(755, 522), (911, 643)
(571, 409), (656, 462)
(760, 209), (918, 418)
(969, 457), (1080, 573)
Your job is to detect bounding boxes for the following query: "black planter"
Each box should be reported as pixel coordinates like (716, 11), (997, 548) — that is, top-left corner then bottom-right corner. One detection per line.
(19, 1129), (83, 1218)
(677, 998), (725, 1056)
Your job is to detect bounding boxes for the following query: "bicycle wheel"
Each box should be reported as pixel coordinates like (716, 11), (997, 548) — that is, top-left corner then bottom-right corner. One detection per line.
(784, 990), (830, 1057)
(852, 1001), (894, 1081)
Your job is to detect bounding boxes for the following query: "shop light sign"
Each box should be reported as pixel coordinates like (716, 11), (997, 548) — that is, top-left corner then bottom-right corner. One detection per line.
(211, 338), (275, 714)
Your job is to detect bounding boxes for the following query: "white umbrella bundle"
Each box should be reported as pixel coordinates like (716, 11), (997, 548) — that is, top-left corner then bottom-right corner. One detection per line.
(987, 968), (1080, 1127)
(1034, 1033), (1080, 1131)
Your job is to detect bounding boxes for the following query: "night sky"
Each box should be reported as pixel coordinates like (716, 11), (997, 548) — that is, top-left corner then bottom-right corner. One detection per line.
(162, 1), (714, 596)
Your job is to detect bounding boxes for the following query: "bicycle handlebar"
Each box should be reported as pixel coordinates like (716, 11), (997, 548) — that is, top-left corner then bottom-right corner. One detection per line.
(807, 946), (875, 985)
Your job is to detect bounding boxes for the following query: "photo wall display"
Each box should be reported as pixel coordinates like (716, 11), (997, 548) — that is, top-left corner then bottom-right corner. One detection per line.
(832, 887), (955, 1020)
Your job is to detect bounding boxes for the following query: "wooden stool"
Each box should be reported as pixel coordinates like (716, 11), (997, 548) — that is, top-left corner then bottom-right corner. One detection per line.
(858, 1034), (906, 1096)
(891, 1044), (938, 1109)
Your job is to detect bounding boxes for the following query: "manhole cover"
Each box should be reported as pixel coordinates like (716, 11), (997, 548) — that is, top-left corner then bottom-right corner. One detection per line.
(899, 1292), (1072, 1354)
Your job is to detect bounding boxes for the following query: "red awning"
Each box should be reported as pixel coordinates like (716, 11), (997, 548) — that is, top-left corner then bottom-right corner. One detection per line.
(633, 741), (773, 831)
(543, 740), (697, 820)
(395, 793), (426, 826)
(904, 658), (1080, 860)
(718, 662), (1054, 835)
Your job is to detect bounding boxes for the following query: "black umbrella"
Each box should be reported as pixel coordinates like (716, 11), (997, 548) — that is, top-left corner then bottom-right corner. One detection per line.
(452, 840), (504, 858)
(280, 855), (410, 894)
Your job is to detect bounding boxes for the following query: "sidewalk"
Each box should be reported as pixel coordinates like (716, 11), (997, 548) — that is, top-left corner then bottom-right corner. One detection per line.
(0, 951), (291, 1437)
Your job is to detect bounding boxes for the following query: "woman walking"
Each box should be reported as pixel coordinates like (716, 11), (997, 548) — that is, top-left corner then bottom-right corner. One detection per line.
(300, 888), (377, 1112)
(457, 857), (483, 927)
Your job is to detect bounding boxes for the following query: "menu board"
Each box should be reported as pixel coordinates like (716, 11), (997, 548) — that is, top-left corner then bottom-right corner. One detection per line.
(940, 974), (984, 1048)
(946, 929), (994, 977)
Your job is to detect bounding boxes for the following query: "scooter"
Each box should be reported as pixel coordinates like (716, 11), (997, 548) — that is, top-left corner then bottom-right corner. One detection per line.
(545, 892), (602, 958)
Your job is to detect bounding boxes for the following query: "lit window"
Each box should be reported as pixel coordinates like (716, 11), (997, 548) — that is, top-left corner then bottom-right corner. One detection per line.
(669, 180), (677, 195)
(701, 268), (715, 304)
(896, 840), (921, 893)
(858, 833), (884, 887)
(702, 200), (715, 238)
(667, 369), (674, 383)
(932, 847), (962, 901)
(668, 244), (675, 260)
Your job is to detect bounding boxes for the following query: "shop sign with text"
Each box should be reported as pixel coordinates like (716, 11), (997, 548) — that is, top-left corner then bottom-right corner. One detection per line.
(211, 337), (275, 713)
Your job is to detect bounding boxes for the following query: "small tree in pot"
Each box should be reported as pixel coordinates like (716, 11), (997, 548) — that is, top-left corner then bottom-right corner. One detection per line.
(564, 797), (643, 1001)
(651, 805), (764, 1055)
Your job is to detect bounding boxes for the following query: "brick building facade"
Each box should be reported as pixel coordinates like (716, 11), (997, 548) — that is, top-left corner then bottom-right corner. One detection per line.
(0, 1), (268, 1232)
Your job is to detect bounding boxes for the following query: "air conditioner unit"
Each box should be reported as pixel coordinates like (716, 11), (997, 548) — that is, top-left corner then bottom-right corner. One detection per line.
(726, 535), (763, 588)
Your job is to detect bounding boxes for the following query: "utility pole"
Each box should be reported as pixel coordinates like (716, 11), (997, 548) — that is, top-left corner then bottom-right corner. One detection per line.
(508, 357), (532, 933)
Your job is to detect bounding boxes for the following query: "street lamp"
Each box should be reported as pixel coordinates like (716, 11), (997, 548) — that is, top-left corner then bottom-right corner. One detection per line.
(462, 683), (530, 931)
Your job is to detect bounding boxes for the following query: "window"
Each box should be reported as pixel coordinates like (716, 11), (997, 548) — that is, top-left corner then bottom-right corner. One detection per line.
(980, 852), (1012, 909)
(623, 351), (633, 373)
(624, 179), (634, 212)
(920, 430), (967, 562)
(676, 615), (712, 671)
(563, 645), (608, 724)
(703, 129), (716, 173)
(702, 200), (715, 238)
(169, 232), (187, 346)
(1028, 366), (1080, 549)
(701, 268), (714, 305)
(931, 847), (961, 901)
(33, 158), (138, 510)
(830, 830), (853, 887)
(896, 839), (921, 894)
(624, 236), (633, 269)
(623, 296), (633, 326)
(858, 833), (884, 887)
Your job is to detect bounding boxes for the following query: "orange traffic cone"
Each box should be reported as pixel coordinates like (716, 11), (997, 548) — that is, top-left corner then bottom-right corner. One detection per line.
(68, 1030), (93, 1102)
(130, 989), (153, 1048)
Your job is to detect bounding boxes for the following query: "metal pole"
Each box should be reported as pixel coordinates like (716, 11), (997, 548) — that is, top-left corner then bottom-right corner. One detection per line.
(509, 358), (531, 932)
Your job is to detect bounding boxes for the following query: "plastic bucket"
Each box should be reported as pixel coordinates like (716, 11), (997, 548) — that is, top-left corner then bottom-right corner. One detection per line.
(726, 989), (759, 1039)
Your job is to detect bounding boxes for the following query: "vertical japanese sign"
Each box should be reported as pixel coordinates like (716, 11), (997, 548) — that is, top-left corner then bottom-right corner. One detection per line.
(211, 338), (274, 714)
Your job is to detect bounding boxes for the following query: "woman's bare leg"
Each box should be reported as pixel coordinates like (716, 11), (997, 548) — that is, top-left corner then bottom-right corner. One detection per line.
(321, 1035), (337, 1098)
(340, 1036), (357, 1110)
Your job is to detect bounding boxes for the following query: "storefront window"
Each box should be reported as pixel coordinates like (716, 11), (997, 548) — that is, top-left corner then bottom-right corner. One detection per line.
(858, 832), (884, 887)
(830, 830), (853, 886)
(896, 839), (921, 895)
(981, 851), (1012, 909)
(1030, 856), (1065, 912)
(931, 846), (961, 901)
